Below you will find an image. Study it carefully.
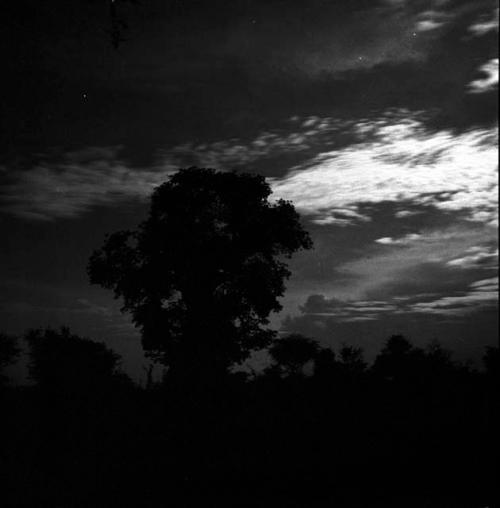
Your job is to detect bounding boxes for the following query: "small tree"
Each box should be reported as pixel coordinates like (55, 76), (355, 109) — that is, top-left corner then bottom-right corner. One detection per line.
(88, 168), (312, 380)
(313, 347), (337, 379)
(26, 327), (124, 392)
(372, 335), (424, 382)
(338, 344), (367, 376)
(0, 333), (20, 386)
(269, 334), (319, 377)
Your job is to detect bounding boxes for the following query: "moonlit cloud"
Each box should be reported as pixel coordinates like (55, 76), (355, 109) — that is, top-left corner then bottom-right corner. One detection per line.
(270, 117), (498, 226)
(375, 234), (422, 245)
(415, 10), (450, 32)
(323, 222), (498, 301)
(299, 294), (398, 321)
(446, 246), (498, 269)
(298, 276), (498, 321)
(374, 232), (498, 265)
(416, 19), (444, 31)
(2, 113), (497, 231)
(0, 147), (175, 220)
(411, 282), (498, 315)
(470, 276), (498, 289)
(1, 116), (371, 220)
(468, 8), (499, 36)
(468, 59), (499, 94)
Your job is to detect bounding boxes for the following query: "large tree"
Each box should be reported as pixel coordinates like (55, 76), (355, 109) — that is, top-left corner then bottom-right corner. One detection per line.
(88, 167), (312, 379)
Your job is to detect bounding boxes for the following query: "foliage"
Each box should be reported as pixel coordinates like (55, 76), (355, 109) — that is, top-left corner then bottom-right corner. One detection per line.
(88, 167), (312, 376)
(268, 333), (319, 376)
(372, 334), (422, 381)
(338, 344), (367, 375)
(0, 333), (20, 385)
(25, 327), (124, 391)
(483, 345), (499, 377)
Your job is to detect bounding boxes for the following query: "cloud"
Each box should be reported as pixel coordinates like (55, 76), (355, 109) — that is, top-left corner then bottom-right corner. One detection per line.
(394, 209), (422, 218)
(299, 293), (398, 320)
(1, 112), (498, 224)
(446, 246), (498, 269)
(0, 147), (175, 220)
(270, 116), (498, 226)
(0, 115), (372, 220)
(299, 275), (498, 322)
(373, 235), (498, 270)
(415, 10), (450, 32)
(313, 221), (497, 304)
(470, 276), (498, 289)
(375, 234), (422, 245)
(374, 230), (497, 256)
(468, 59), (499, 94)
(468, 7), (499, 36)
(410, 278), (498, 315)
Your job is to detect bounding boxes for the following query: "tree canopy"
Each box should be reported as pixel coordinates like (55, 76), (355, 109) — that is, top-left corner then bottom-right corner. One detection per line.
(88, 167), (312, 378)
(0, 333), (20, 386)
(25, 327), (124, 391)
(269, 333), (319, 377)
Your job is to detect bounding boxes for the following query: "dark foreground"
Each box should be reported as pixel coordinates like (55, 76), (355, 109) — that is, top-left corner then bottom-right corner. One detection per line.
(1, 353), (498, 508)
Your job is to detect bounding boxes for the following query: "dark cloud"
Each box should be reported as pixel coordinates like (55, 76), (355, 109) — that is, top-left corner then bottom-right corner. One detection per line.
(1, 0), (496, 165)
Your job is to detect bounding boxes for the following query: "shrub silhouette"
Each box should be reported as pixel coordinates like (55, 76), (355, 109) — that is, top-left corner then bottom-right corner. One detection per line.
(25, 327), (126, 392)
(88, 167), (312, 381)
(313, 346), (337, 379)
(372, 334), (423, 382)
(338, 344), (367, 376)
(0, 333), (20, 386)
(483, 345), (499, 379)
(268, 333), (319, 377)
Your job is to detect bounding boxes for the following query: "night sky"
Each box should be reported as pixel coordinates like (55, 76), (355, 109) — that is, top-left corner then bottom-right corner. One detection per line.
(1, 0), (498, 380)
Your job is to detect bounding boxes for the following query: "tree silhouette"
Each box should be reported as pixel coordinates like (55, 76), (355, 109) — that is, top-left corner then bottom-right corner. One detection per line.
(88, 167), (312, 380)
(423, 340), (453, 377)
(25, 327), (125, 392)
(338, 344), (367, 376)
(372, 334), (422, 382)
(268, 333), (319, 377)
(313, 346), (337, 379)
(0, 332), (20, 386)
(483, 346), (499, 379)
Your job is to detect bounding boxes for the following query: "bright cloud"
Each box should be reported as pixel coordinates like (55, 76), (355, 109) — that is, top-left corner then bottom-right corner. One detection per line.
(468, 59), (499, 94)
(270, 118), (498, 226)
(375, 234), (422, 245)
(373, 234), (498, 270)
(415, 10), (450, 32)
(0, 117), (362, 220)
(372, 238), (498, 270)
(1, 113), (498, 225)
